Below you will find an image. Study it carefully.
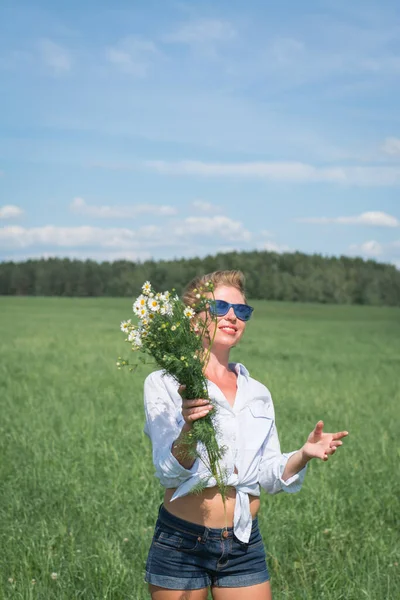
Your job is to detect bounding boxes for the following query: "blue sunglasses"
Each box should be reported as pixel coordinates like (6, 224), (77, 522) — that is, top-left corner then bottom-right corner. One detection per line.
(209, 299), (254, 321)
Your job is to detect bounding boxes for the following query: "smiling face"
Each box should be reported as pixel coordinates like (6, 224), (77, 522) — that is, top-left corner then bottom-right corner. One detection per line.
(202, 285), (248, 351)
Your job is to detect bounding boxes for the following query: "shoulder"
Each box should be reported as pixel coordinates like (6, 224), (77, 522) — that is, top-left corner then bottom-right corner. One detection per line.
(144, 369), (178, 390)
(232, 361), (273, 399)
(248, 376), (272, 398)
(144, 370), (181, 407)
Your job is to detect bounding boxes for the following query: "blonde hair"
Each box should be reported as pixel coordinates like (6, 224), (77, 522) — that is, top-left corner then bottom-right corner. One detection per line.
(182, 270), (247, 307)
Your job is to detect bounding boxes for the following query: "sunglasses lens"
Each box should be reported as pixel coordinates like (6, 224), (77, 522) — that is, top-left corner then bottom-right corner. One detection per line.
(212, 300), (229, 315)
(235, 305), (253, 321)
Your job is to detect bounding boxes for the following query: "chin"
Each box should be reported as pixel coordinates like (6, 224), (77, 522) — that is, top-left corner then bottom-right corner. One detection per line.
(213, 337), (238, 349)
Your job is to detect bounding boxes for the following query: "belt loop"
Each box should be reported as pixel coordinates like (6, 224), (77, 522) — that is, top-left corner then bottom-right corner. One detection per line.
(202, 527), (209, 543)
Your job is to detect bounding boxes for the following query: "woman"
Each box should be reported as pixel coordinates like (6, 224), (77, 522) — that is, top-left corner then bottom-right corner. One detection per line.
(143, 270), (348, 599)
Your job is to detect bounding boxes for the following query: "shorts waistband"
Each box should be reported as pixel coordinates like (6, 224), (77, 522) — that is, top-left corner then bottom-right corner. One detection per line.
(158, 504), (258, 541)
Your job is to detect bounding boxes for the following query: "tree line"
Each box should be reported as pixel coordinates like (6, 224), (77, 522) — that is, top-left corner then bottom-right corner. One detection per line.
(0, 251), (399, 306)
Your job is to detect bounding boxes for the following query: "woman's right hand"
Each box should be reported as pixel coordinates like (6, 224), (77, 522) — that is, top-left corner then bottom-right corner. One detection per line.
(178, 385), (214, 428)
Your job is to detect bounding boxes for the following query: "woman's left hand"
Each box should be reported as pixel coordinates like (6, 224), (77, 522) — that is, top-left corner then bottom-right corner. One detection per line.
(301, 420), (349, 461)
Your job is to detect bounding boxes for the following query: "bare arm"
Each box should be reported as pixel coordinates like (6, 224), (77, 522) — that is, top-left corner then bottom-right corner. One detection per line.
(281, 448), (309, 481)
(172, 423), (198, 469)
(282, 420), (349, 481)
(172, 386), (213, 469)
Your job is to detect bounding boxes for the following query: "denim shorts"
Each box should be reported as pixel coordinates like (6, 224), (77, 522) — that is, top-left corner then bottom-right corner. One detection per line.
(144, 504), (269, 590)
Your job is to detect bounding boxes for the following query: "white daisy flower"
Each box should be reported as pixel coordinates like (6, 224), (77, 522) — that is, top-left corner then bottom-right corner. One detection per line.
(142, 281), (151, 295)
(138, 307), (148, 319)
(183, 307), (195, 319)
(171, 325), (177, 331)
(120, 319), (131, 332)
(164, 302), (173, 316)
(133, 295), (147, 315)
(148, 298), (160, 312)
(133, 333), (143, 347)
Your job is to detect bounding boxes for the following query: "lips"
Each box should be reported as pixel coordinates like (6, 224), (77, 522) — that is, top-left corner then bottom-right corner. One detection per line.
(218, 325), (237, 334)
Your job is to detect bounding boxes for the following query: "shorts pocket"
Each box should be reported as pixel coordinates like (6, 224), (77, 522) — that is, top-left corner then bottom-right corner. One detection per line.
(248, 537), (265, 549)
(244, 525), (265, 549)
(153, 526), (200, 552)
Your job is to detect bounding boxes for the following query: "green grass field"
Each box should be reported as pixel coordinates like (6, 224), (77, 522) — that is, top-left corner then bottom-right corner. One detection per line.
(1, 297), (399, 599)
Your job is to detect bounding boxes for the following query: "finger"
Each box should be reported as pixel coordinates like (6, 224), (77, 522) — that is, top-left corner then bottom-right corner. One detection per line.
(186, 405), (213, 416)
(186, 408), (212, 422)
(330, 440), (343, 448)
(183, 405), (213, 420)
(183, 398), (210, 409)
(325, 447), (337, 456)
(332, 431), (349, 440)
(314, 420), (324, 434)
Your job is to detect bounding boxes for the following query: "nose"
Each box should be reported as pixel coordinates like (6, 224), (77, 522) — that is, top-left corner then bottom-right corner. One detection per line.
(225, 306), (236, 320)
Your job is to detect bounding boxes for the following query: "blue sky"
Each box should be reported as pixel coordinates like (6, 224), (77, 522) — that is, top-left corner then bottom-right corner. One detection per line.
(0, 0), (399, 267)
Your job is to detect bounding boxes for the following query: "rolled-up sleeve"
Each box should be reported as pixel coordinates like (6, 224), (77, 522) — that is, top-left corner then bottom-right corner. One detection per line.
(143, 372), (200, 488)
(258, 402), (307, 495)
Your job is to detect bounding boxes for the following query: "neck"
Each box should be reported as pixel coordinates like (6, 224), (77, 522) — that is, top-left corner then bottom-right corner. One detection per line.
(204, 347), (232, 379)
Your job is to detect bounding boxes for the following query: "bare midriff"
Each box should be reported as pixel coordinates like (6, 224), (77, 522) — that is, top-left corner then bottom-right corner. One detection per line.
(163, 486), (260, 528)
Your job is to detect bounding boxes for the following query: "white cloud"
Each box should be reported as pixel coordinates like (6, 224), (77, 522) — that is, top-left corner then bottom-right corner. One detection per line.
(0, 225), (163, 249)
(349, 239), (400, 268)
(70, 197), (177, 218)
(165, 19), (236, 44)
(259, 240), (291, 253)
(297, 211), (399, 227)
(215, 246), (238, 254)
(105, 37), (158, 75)
(381, 137), (400, 156)
(143, 160), (400, 186)
(260, 229), (274, 238)
(173, 216), (251, 242)
(0, 205), (24, 219)
(191, 200), (222, 213)
(349, 240), (384, 257)
(38, 39), (72, 73)
(0, 215), (251, 251)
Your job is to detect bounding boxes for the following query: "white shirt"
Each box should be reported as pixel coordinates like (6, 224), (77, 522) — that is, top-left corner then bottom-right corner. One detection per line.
(143, 362), (307, 543)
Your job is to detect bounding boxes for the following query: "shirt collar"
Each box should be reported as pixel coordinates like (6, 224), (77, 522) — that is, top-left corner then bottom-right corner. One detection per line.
(228, 362), (250, 380)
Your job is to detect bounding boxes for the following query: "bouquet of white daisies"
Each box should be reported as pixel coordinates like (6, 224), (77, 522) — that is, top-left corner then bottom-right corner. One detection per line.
(118, 281), (227, 502)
